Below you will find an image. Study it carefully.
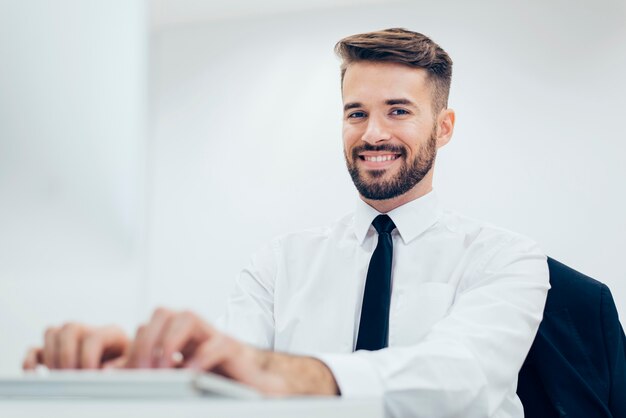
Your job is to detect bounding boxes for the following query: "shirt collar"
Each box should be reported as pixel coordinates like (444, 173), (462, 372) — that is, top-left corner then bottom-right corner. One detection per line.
(353, 190), (442, 245)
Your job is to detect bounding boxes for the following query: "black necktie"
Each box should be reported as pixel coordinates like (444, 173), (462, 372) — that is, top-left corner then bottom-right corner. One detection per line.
(356, 214), (396, 351)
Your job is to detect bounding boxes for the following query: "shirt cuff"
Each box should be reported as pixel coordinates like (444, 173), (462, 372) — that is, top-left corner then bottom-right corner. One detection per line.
(315, 352), (384, 398)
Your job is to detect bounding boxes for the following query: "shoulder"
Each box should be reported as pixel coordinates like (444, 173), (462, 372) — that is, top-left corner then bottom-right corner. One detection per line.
(433, 210), (548, 290)
(438, 209), (544, 256)
(249, 213), (356, 279)
(270, 212), (355, 250)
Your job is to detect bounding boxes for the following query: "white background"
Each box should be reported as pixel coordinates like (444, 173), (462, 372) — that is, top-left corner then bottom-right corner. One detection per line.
(1, 0), (625, 375)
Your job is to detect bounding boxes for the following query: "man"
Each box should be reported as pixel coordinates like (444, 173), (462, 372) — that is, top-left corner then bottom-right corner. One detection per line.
(23, 29), (550, 417)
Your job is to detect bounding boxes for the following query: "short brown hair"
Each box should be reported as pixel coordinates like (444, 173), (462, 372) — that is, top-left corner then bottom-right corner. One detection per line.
(335, 28), (453, 113)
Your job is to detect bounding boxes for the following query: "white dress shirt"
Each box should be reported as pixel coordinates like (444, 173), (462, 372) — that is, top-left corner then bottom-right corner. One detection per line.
(218, 191), (550, 418)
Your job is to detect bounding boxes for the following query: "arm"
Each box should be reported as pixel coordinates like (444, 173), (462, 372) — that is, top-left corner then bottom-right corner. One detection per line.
(216, 240), (278, 349)
(258, 351), (339, 395)
(117, 308), (339, 396)
(183, 328), (339, 396)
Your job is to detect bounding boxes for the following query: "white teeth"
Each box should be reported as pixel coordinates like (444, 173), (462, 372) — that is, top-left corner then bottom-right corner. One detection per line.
(364, 155), (397, 162)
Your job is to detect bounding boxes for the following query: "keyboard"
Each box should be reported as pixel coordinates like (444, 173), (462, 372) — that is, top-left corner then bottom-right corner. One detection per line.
(0, 369), (262, 399)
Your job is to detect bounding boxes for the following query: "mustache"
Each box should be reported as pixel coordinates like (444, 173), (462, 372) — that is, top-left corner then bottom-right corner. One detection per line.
(351, 143), (407, 159)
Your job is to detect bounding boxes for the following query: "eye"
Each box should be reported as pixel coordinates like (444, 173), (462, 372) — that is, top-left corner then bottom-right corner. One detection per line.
(390, 108), (410, 116)
(347, 111), (367, 119)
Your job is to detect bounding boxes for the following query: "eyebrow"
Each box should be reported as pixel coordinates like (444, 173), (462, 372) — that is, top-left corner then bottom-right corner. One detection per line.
(343, 102), (362, 112)
(386, 98), (416, 107)
(343, 98), (418, 112)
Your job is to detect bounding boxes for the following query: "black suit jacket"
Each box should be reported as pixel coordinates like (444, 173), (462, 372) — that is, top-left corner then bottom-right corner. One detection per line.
(517, 258), (626, 417)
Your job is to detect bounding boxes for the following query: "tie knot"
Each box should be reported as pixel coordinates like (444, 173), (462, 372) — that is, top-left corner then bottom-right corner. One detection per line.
(372, 214), (396, 235)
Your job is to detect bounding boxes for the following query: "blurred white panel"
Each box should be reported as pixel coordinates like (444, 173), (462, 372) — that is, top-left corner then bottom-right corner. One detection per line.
(0, 0), (148, 374)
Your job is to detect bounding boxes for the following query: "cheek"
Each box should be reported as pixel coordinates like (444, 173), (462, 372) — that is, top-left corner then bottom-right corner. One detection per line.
(398, 126), (430, 154)
(342, 125), (360, 149)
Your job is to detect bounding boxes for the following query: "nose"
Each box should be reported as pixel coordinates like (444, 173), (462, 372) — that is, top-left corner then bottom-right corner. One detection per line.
(361, 114), (391, 145)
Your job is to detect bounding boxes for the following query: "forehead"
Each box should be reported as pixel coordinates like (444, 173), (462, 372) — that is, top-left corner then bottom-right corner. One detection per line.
(342, 61), (431, 105)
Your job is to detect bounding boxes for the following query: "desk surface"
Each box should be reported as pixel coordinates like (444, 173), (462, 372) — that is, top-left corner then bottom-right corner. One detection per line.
(0, 397), (383, 418)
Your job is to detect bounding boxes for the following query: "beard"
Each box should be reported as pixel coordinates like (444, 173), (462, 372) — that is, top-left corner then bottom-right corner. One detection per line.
(344, 133), (437, 200)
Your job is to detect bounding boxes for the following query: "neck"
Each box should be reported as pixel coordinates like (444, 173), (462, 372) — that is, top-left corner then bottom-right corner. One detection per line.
(361, 172), (434, 213)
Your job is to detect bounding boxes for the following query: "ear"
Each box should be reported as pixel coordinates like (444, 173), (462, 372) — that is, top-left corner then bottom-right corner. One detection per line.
(435, 108), (455, 149)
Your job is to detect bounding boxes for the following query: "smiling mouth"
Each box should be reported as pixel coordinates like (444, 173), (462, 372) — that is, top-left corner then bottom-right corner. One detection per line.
(359, 154), (401, 162)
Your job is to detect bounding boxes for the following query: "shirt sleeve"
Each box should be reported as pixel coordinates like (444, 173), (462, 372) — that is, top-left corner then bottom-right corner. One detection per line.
(317, 235), (550, 418)
(215, 239), (278, 350)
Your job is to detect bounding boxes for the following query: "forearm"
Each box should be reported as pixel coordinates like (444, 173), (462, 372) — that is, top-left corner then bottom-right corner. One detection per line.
(320, 342), (491, 417)
(258, 350), (340, 396)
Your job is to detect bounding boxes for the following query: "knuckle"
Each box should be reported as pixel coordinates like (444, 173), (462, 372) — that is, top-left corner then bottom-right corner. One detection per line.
(82, 326), (98, 338)
(104, 325), (129, 343)
(60, 322), (79, 336)
(153, 307), (171, 319)
(82, 333), (101, 348)
(135, 324), (146, 337)
(132, 326), (149, 349)
(23, 348), (38, 365)
(179, 310), (196, 323)
(44, 326), (59, 339)
(105, 324), (124, 334)
(205, 334), (223, 351)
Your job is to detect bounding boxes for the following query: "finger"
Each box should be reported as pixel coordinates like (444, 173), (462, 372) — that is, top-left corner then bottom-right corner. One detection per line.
(187, 340), (282, 396)
(43, 327), (60, 369)
(22, 347), (43, 370)
(127, 307), (173, 368)
(57, 323), (84, 369)
(184, 334), (231, 372)
(100, 326), (130, 363)
(155, 311), (212, 368)
(124, 324), (145, 368)
(102, 354), (128, 369)
(79, 325), (129, 369)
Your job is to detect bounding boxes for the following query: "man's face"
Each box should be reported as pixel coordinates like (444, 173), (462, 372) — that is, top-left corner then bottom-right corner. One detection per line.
(342, 61), (438, 200)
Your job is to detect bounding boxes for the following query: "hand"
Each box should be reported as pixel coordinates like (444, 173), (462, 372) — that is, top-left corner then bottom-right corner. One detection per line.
(22, 323), (129, 370)
(125, 307), (284, 393)
(123, 307), (210, 369)
(126, 307), (339, 396)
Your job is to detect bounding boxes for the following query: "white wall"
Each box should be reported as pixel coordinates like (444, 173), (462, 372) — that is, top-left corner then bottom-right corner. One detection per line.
(147, 0), (626, 324)
(0, 0), (147, 374)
